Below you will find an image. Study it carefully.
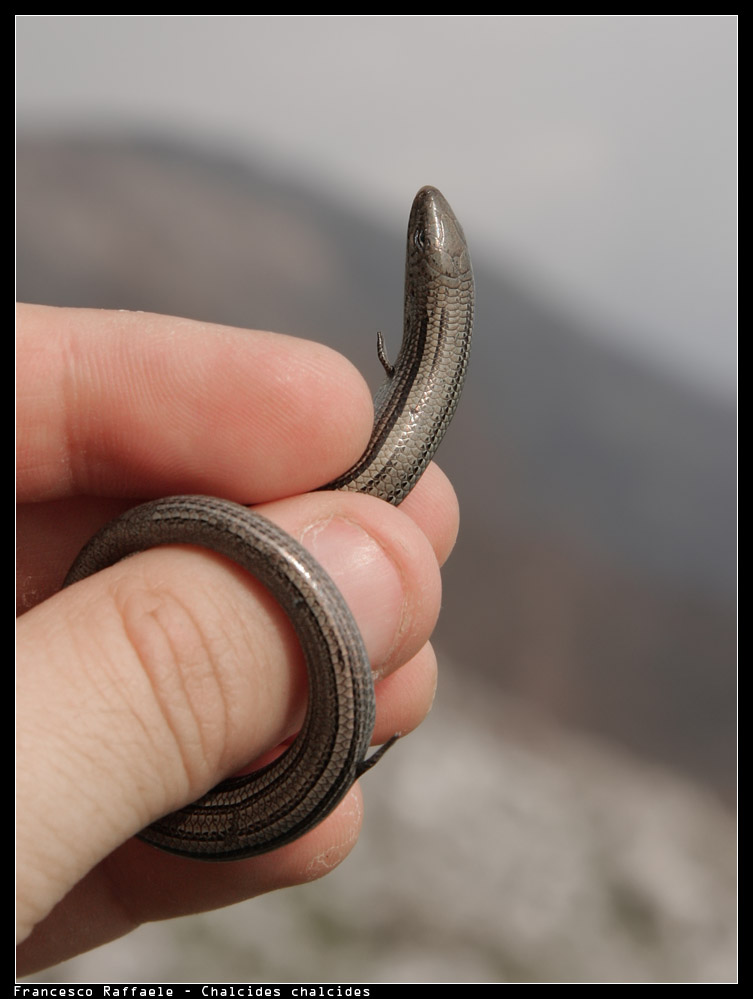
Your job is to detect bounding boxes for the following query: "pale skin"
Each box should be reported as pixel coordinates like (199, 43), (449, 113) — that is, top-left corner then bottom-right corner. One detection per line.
(16, 304), (459, 975)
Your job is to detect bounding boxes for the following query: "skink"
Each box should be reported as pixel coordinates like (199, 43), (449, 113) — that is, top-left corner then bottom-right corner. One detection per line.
(63, 186), (474, 860)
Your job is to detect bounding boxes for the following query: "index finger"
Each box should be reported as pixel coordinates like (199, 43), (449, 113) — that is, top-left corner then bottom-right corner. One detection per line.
(17, 304), (373, 504)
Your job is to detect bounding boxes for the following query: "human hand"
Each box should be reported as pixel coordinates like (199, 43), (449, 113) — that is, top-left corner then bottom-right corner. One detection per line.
(16, 304), (459, 974)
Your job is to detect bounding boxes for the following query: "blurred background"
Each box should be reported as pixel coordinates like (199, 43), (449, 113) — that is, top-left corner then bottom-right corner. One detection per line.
(17, 15), (736, 984)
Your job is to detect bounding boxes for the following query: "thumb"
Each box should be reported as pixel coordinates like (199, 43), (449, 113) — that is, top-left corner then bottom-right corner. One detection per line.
(16, 490), (440, 940)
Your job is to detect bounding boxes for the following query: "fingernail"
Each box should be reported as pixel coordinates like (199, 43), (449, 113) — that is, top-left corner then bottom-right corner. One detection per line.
(301, 517), (404, 672)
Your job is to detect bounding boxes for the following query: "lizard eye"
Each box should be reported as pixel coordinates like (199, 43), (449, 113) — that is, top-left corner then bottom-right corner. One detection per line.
(413, 227), (426, 251)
